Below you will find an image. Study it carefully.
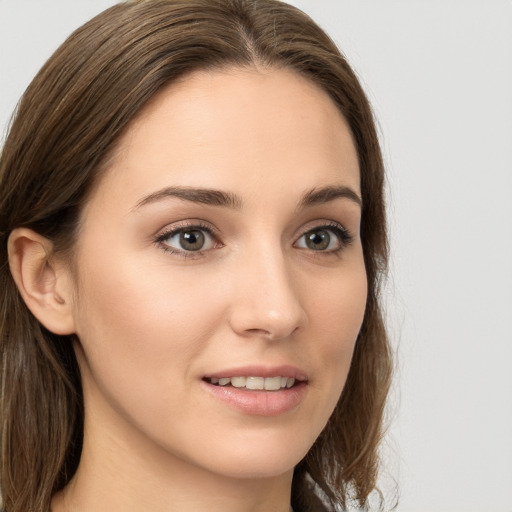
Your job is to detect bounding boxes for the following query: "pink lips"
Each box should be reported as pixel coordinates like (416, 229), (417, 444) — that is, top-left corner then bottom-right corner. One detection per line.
(203, 364), (308, 381)
(201, 365), (308, 416)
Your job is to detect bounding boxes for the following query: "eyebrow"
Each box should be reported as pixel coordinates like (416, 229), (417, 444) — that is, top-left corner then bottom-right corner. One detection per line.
(297, 185), (362, 209)
(134, 186), (243, 210)
(134, 184), (361, 211)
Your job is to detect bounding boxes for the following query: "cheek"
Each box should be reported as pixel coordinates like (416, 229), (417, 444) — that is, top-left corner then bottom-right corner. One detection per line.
(70, 252), (233, 457)
(301, 254), (367, 399)
(76, 245), (211, 334)
(71, 250), (222, 397)
(309, 257), (367, 346)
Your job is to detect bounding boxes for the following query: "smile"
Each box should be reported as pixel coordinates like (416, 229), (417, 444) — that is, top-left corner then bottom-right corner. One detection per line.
(202, 375), (308, 416)
(205, 376), (296, 390)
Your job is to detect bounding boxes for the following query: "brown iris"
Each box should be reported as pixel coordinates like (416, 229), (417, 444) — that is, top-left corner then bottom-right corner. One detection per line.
(180, 230), (206, 251)
(304, 229), (331, 250)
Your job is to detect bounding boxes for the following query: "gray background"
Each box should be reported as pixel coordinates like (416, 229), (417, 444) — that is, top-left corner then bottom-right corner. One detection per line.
(1, 1), (511, 511)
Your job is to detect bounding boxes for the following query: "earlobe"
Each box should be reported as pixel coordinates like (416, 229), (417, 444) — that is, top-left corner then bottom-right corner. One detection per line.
(7, 228), (76, 335)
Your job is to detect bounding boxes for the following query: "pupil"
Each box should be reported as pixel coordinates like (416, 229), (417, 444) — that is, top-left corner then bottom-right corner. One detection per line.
(180, 230), (205, 251)
(306, 230), (330, 250)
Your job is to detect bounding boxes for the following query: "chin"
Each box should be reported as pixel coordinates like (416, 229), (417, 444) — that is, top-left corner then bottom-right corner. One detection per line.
(206, 455), (300, 481)
(179, 429), (314, 481)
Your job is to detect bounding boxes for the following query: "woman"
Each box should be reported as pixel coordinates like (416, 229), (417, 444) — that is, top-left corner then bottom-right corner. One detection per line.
(0, 1), (391, 511)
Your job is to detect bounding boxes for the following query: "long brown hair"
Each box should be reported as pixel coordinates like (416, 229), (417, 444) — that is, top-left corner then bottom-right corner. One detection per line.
(0, 1), (391, 510)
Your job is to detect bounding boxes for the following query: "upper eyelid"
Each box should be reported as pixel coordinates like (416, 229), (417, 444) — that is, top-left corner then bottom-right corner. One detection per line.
(294, 219), (350, 237)
(154, 220), (219, 239)
(154, 219), (348, 238)
(297, 224), (353, 243)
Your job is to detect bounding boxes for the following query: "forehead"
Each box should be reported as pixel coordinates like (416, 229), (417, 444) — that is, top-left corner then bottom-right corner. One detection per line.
(89, 66), (360, 212)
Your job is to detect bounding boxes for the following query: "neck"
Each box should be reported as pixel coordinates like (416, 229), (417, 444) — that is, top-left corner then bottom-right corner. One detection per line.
(52, 397), (294, 512)
(54, 459), (293, 512)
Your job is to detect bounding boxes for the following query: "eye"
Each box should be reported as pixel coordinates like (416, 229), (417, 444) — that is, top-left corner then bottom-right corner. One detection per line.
(295, 225), (352, 252)
(156, 225), (218, 254)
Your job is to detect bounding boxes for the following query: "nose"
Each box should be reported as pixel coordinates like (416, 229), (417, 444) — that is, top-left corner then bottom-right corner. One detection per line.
(227, 247), (307, 341)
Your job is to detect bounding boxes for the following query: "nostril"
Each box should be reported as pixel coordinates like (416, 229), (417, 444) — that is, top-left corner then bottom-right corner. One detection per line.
(246, 328), (272, 336)
(246, 325), (301, 340)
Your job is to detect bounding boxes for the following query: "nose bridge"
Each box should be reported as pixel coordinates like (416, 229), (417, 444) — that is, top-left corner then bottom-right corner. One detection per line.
(229, 240), (307, 340)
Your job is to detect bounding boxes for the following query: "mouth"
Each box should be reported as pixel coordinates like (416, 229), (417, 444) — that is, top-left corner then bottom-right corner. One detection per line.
(201, 365), (309, 415)
(203, 375), (301, 391)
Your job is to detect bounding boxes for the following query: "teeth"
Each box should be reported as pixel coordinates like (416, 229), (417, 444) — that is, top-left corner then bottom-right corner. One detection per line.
(246, 376), (264, 390)
(264, 376), (282, 391)
(209, 376), (296, 390)
(231, 376), (246, 388)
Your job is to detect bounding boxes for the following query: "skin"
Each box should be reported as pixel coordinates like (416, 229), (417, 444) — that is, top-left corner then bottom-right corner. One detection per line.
(35, 67), (366, 512)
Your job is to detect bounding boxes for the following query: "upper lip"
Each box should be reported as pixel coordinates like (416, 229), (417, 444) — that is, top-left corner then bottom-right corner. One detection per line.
(203, 364), (308, 381)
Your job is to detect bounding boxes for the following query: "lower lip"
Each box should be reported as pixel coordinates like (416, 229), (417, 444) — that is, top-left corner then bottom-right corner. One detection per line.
(202, 381), (307, 416)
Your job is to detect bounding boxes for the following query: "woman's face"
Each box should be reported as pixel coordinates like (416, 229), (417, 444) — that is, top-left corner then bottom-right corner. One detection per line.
(68, 67), (366, 480)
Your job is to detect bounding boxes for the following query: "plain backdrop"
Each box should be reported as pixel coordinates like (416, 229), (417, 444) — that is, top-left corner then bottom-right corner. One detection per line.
(1, 1), (511, 511)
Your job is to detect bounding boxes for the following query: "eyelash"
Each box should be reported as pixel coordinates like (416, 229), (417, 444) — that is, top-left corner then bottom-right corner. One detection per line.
(154, 221), (219, 258)
(153, 221), (354, 258)
(301, 223), (354, 253)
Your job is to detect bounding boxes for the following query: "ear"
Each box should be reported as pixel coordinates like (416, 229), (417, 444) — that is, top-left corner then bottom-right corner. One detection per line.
(8, 228), (76, 335)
